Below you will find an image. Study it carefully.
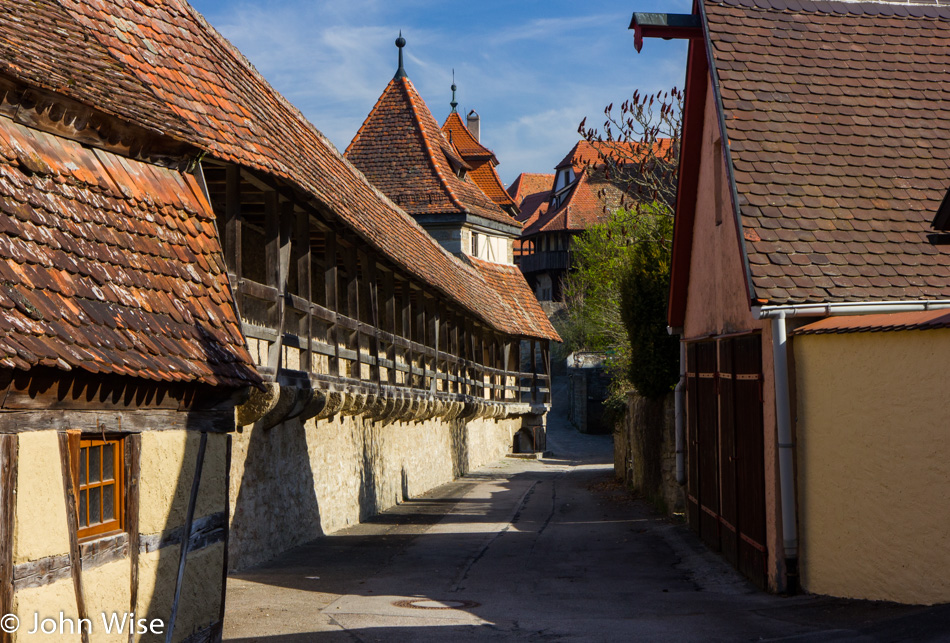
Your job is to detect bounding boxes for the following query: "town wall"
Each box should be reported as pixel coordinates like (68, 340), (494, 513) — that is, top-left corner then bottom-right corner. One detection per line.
(228, 412), (522, 571)
(793, 329), (950, 605)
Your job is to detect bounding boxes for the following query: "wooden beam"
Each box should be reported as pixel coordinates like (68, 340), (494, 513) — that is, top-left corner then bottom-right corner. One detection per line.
(0, 435), (15, 643)
(383, 271), (396, 386)
(295, 208), (313, 374)
(360, 250), (381, 386)
(344, 246), (361, 380)
(324, 230), (340, 377)
(166, 432), (208, 643)
(125, 434), (141, 643)
(58, 431), (89, 643)
(224, 164), (242, 317)
(401, 283), (413, 389)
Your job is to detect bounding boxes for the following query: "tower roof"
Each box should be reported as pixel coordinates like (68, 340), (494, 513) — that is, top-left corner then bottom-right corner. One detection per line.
(346, 69), (519, 228)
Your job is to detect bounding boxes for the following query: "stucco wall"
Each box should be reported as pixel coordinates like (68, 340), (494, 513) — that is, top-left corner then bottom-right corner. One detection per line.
(11, 428), (228, 642)
(794, 330), (950, 605)
(229, 413), (522, 571)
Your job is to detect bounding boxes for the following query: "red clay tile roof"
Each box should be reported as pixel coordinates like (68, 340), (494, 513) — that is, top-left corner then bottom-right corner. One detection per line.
(441, 113), (517, 210)
(523, 172), (624, 236)
(1, 0), (551, 340)
(508, 173), (554, 204)
(346, 77), (519, 228)
(0, 114), (258, 386)
(707, 0), (950, 304)
(464, 256), (558, 341)
(442, 112), (496, 162)
(792, 310), (950, 335)
(557, 140), (674, 171)
(516, 191), (551, 228)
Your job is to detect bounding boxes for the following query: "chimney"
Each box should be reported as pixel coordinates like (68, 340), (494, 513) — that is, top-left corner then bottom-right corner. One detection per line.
(466, 109), (480, 142)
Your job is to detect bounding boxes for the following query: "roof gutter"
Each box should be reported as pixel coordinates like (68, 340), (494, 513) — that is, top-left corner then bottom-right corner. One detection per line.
(757, 298), (950, 593)
(754, 299), (950, 319)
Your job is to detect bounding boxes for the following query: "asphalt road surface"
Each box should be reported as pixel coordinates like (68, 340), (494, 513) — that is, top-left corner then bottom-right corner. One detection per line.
(223, 378), (950, 642)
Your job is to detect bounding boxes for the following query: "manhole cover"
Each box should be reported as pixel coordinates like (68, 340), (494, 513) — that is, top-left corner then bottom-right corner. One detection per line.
(392, 599), (481, 610)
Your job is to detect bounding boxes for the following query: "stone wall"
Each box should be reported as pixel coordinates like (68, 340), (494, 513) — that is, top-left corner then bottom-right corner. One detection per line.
(613, 391), (683, 515)
(228, 412), (523, 571)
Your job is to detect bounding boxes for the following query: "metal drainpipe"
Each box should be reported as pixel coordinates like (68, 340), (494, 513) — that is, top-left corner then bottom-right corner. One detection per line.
(770, 314), (798, 587)
(675, 340), (686, 485)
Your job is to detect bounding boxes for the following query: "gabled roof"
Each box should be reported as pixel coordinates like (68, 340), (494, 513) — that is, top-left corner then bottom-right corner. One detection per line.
(442, 111), (496, 163)
(346, 76), (519, 228)
(507, 173), (555, 205)
(0, 114), (258, 386)
(0, 0), (553, 340)
(556, 140), (674, 171)
(441, 112), (519, 212)
(666, 0), (950, 323)
(523, 171), (623, 236)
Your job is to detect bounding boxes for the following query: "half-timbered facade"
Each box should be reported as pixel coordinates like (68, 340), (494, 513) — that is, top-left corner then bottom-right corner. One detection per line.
(1, 0), (559, 627)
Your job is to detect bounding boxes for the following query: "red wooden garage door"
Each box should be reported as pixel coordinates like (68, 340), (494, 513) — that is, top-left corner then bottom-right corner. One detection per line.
(686, 335), (767, 589)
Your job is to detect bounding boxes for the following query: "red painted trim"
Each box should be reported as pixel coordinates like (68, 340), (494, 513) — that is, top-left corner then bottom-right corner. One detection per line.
(668, 29), (709, 328)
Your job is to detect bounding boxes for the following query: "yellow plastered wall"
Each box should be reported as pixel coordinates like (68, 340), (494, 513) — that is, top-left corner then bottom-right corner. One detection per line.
(12, 430), (228, 642)
(14, 432), (70, 564)
(138, 432), (227, 535)
(13, 578), (79, 643)
(135, 543), (223, 643)
(794, 329), (950, 604)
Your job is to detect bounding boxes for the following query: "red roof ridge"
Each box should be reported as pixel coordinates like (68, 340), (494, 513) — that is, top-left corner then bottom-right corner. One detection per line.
(400, 78), (470, 216)
(442, 111), (496, 162)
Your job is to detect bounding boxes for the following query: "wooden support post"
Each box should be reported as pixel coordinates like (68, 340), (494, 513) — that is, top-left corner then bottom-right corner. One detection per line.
(414, 293), (425, 390)
(503, 340), (512, 402)
(58, 432), (89, 643)
(0, 435), (16, 643)
(360, 250), (381, 387)
(324, 230), (339, 377)
(125, 434), (141, 643)
(166, 432), (208, 643)
(429, 299), (440, 393)
(295, 208), (313, 373)
(452, 317), (461, 395)
(531, 339), (538, 404)
(224, 164), (242, 316)
(344, 246), (361, 380)
(542, 340), (551, 404)
(384, 271), (396, 386)
(401, 283), (412, 388)
(265, 191), (292, 373)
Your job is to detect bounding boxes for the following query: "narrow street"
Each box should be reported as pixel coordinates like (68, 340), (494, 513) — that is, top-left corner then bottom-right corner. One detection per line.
(223, 378), (950, 642)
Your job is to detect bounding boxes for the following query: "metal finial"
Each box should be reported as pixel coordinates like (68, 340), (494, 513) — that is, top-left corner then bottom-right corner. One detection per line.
(450, 69), (458, 112)
(394, 31), (407, 79)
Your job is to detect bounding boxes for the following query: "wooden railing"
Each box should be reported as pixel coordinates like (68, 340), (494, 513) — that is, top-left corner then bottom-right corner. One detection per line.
(233, 275), (551, 405)
(210, 161), (551, 408)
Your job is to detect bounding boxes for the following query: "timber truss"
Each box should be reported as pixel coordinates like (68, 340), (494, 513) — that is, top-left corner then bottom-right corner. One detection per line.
(201, 161), (552, 429)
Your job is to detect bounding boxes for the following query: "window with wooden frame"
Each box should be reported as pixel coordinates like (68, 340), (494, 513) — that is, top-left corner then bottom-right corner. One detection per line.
(70, 435), (125, 540)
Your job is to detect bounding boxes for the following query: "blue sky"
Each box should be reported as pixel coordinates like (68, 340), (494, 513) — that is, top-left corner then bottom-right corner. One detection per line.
(188, 0), (690, 185)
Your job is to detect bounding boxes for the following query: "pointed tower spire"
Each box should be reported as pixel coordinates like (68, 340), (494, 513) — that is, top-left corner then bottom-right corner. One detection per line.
(450, 69), (458, 113)
(394, 31), (407, 79)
